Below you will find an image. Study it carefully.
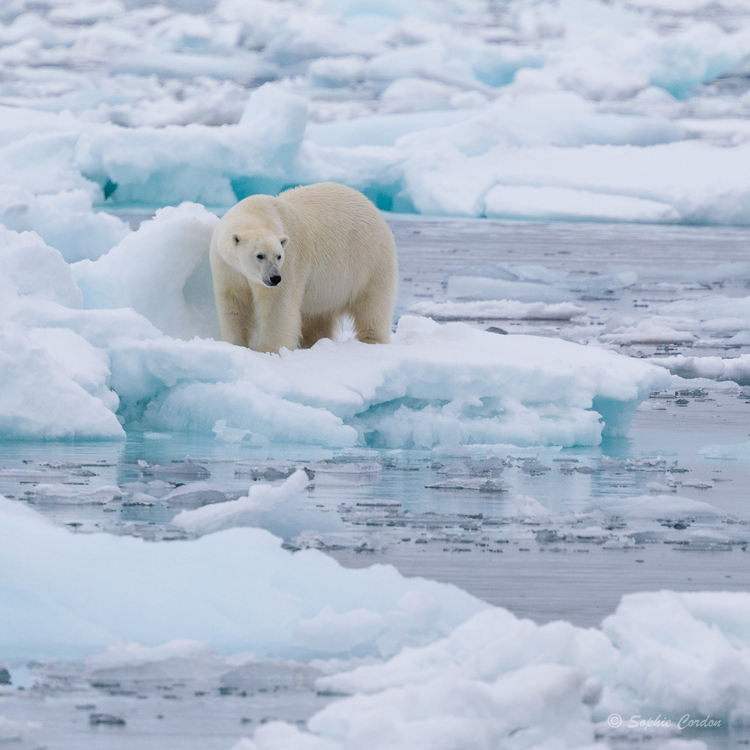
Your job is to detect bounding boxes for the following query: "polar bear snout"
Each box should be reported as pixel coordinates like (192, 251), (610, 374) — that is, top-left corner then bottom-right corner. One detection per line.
(267, 274), (282, 287)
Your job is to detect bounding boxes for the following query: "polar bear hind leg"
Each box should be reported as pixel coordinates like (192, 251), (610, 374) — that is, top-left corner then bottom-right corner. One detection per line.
(351, 276), (395, 345)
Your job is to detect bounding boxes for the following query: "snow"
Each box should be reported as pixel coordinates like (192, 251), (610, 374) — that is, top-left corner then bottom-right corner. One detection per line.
(73, 202), (221, 341)
(0, 493), (486, 661)
(226, 589), (750, 750)
(0, 0), (748, 222)
(0, 208), (671, 446)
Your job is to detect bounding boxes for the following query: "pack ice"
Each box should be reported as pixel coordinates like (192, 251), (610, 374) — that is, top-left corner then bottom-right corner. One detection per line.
(233, 588), (750, 750)
(0, 491), (486, 661)
(0, 206), (668, 445)
(0, 0), (750, 230)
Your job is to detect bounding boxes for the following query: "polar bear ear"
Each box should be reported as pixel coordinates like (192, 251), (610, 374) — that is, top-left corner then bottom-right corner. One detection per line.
(279, 235), (289, 249)
(232, 234), (240, 245)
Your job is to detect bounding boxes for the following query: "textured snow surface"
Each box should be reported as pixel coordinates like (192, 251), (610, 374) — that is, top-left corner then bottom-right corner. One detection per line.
(231, 589), (750, 750)
(0, 488), (486, 660)
(1, 0), (750, 226)
(0, 209), (670, 444)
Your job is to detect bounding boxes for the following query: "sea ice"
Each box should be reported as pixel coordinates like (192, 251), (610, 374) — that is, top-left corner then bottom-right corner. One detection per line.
(227, 589), (750, 750)
(409, 299), (586, 321)
(0, 0), (748, 224)
(0, 491), (486, 661)
(0, 210), (671, 445)
(73, 202), (220, 341)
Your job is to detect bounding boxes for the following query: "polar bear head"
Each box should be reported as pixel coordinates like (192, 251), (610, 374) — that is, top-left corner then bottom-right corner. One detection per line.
(216, 212), (289, 288)
(229, 230), (288, 288)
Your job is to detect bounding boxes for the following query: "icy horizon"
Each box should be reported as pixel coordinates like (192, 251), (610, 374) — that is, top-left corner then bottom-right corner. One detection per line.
(2, 0), (750, 248)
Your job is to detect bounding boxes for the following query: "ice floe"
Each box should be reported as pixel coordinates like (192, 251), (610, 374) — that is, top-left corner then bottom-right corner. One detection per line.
(0, 0), (748, 224)
(0, 208), (671, 446)
(223, 588), (750, 749)
(0, 492), (486, 661)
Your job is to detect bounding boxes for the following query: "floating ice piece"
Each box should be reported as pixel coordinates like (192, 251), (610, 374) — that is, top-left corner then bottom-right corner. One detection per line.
(425, 477), (508, 492)
(307, 461), (381, 475)
(234, 460), (298, 480)
(236, 590), (750, 750)
(161, 482), (229, 509)
(213, 419), (254, 444)
(220, 660), (320, 693)
(120, 480), (175, 498)
(0, 467), (72, 482)
(172, 470), (312, 535)
(659, 295), (750, 325)
(446, 275), (568, 304)
(601, 320), (697, 345)
(484, 185), (680, 223)
(140, 462), (211, 480)
(84, 638), (217, 672)
(28, 483), (123, 505)
(585, 494), (723, 520)
(98, 316), (669, 448)
(651, 354), (750, 385)
(512, 494), (551, 520)
(3, 213), (666, 448)
(0, 495), (486, 660)
(0, 715), (40, 742)
(408, 299), (586, 321)
(699, 440), (750, 460)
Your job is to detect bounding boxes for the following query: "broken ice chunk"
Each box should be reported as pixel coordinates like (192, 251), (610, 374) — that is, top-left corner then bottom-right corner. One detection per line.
(29, 484), (123, 505)
(425, 477), (508, 492)
(141, 462), (210, 480)
(161, 482), (229, 508)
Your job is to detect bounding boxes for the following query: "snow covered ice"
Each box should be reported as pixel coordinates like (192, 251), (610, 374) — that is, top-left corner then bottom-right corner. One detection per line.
(2, 203), (671, 446)
(2, 0), (750, 748)
(2, 0), (750, 226)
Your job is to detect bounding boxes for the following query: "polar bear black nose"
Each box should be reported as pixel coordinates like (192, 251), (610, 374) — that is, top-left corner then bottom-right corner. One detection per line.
(269, 275), (281, 286)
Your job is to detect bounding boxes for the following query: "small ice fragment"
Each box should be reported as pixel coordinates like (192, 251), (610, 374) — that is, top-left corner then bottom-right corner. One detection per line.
(513, 495), (551, 519)
(161, 483), (228, 508)
(212, 419), (251, 443)
(141, 463), (211, 480)
(425, 477), (508, 492)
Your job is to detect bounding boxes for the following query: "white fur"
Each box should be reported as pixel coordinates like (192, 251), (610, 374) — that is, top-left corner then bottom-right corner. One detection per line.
(210, 182), (398, 353)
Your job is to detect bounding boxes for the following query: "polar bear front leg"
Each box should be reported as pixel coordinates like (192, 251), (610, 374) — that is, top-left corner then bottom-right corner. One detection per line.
(253, 290), (303, 353)
(216, 289), (255, 347)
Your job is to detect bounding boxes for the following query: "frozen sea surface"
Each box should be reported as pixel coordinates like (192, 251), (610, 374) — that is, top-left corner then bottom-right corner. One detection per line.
(4, 0), (750, 238)
(2, 218), (750, 749)
(3, 0), (750, 744)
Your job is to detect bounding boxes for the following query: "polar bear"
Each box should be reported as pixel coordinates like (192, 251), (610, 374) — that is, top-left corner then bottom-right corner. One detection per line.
(210, 182), (398, 353)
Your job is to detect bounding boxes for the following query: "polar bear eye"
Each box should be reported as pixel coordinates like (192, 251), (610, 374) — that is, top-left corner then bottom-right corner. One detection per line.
(256, 253), (265, 260)
(232, 235), (240, 245)
(276, 254), (281, 261)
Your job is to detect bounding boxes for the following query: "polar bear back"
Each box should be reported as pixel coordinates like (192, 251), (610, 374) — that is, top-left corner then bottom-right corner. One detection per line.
(275, 182), (397, 316)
